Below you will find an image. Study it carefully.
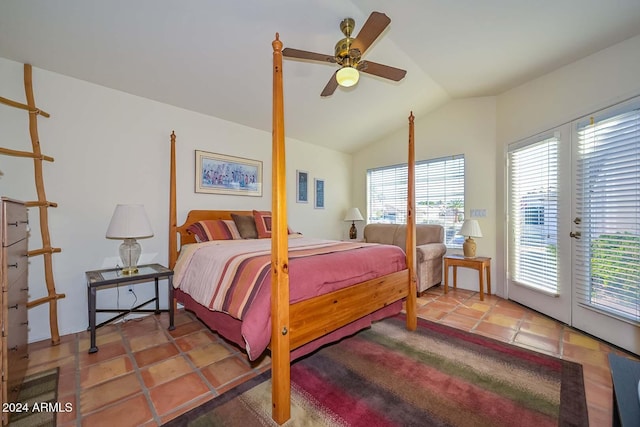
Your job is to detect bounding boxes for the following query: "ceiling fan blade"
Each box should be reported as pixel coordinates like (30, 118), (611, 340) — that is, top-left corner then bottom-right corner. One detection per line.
(358, 61), (406, 81)
(282, 48), (336, 64)
(320, 71), (339, 97)
(351, 12), (391, 56)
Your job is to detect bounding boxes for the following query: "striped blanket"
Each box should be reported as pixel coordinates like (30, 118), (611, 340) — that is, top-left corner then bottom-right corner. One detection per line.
(174, 237), (373, 320)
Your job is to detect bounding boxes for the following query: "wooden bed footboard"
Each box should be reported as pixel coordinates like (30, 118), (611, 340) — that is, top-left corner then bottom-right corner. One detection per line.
(289, 269), (409, 350)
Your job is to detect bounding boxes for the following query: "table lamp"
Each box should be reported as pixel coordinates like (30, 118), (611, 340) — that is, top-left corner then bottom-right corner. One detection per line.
(106, 204), (153, 275)
(459, 219), (482, 258)
(344, 207), (364, 240)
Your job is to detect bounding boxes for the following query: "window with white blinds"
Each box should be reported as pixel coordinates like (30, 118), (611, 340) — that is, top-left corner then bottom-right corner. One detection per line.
(508, 136), (559, 294)
(367, 155), (465, 247)
(575, 105), (640, 323)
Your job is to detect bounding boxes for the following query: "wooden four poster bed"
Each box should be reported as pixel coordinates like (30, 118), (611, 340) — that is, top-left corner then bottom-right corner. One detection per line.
(167, 34), (417, 425)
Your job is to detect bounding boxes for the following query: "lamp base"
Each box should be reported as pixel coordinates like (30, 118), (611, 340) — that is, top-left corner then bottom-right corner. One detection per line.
(349, 222), (357, 240)
(120, 267), (139, 275)
(119, 238), (141, 275)
(463, 237), (477, 258)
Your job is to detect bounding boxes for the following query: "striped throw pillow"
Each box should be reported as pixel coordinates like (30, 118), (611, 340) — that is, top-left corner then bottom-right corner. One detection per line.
(187, 220), (241, 242)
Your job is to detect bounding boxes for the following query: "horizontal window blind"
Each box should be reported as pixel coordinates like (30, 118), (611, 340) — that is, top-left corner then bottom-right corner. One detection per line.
(508, 136), (559, 294)
(367, 155), (465, 247)
(575, 106), (640, 323)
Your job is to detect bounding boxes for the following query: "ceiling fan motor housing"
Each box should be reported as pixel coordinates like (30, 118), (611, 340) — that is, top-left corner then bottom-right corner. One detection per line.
(335, 18), (360, 66)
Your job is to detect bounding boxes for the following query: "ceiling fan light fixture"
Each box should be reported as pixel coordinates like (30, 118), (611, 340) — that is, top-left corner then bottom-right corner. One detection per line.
(336, 66), (359, 87)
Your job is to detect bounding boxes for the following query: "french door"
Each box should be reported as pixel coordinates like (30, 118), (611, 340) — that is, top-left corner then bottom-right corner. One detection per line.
(571, 99), (640, 354)
(507, 97), (640, 355)
(507, 128), (572, 325)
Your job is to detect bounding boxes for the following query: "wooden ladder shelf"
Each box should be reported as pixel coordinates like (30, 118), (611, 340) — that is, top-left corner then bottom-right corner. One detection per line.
(0, 64), (65, 345)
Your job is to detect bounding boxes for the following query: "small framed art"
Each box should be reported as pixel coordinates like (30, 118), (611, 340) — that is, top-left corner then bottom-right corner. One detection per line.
(195, 150), (263, 196)
(314, 178), (325, 209)
(296, 170), (308, 203)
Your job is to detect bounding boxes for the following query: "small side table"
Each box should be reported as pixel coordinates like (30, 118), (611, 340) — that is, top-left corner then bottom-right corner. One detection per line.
(86, 263), (175, 353)
(443, 255), (491, 301)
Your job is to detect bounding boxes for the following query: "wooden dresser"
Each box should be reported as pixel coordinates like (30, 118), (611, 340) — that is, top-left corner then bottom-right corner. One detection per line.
(1, 198), (29, 424)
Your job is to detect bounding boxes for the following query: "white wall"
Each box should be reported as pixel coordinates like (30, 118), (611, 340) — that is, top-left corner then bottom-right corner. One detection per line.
(352, 98), (497, 292)
(0, 58), (352, 343)
(495, 34), (640, 298)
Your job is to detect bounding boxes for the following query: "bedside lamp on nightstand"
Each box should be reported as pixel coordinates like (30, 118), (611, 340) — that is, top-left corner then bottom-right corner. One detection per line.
(459, 219), (482, 258)
(106, 204), (154, 275)
(344, 207), (364, 240)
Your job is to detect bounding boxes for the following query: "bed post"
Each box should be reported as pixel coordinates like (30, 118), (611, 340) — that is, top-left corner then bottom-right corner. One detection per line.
(406, 113), (417, 330)
(168, 131), (178, 315)
(169, 131), (177, 270)
(271, 33), (291, 425)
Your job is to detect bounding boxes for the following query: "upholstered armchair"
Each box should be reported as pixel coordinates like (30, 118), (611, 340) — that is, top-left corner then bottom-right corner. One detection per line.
(364, 223), (446, 293)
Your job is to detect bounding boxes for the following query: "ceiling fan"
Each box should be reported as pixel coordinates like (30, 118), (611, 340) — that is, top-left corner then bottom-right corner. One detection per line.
(282, 11), (407, 97)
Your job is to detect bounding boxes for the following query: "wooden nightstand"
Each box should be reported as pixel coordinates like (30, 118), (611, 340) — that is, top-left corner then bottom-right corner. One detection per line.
(85, 263), (175, 353)
(443, 255), (491, 301)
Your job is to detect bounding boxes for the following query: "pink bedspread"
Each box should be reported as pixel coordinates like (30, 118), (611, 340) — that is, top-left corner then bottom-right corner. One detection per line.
(174, 237), (406, 359)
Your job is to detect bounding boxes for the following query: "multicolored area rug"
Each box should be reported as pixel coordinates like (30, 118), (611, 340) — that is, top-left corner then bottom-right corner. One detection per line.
(165, 315), (588, 426)
(8, 368), (58, 427)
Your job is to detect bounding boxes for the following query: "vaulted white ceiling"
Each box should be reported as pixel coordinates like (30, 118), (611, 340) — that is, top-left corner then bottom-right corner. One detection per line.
(2, 0), (640, 153)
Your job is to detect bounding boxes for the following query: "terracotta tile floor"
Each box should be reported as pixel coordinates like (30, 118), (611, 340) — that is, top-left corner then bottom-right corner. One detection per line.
(23, 286), (638, 426)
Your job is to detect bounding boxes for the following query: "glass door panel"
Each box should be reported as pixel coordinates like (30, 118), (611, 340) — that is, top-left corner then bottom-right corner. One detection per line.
(571, 99), (640, 354)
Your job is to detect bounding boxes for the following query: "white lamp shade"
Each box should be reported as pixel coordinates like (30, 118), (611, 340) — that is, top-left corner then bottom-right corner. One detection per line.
(459, 219), (482, 238)
(344, 207), (364, 222)
(106, 204), (154, 239)
(336, 67), (360, 87)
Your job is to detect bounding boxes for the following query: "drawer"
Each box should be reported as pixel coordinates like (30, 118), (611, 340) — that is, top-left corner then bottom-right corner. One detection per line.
(7, 270), (28, 306)
(2, 201), (28, 247)
(6, 303), (29, 332)
(3, 238), (28, 287)
(7, 304), (29, 347)
(7, 340), (28, 403)
(7, 332), (29, 360)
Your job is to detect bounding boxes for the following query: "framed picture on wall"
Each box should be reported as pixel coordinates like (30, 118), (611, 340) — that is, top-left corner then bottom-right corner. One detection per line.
(296, 170), (308, 203)
(195, 150), (263, 196)
(314, 178), (325, 209)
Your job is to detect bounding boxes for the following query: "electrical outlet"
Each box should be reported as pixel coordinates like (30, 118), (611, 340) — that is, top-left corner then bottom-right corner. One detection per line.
(128, 286), (134, 293)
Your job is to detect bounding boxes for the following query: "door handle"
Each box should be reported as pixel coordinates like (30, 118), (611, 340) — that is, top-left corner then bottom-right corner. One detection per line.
(570, 231), (581, 239)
